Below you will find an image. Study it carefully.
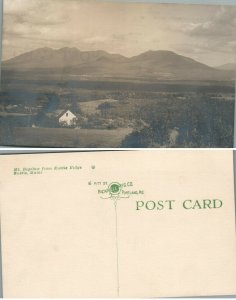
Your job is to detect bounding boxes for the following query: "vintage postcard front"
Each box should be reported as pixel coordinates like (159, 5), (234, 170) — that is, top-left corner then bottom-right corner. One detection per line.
(0, 150), (236, 297)
(0, 0), (235, 148)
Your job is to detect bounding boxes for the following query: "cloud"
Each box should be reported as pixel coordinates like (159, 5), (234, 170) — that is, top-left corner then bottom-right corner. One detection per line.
(168, 6), (236, 65)
(4, 0), (38, 14)
(4, 0), (70, 36)
(2, 0), (236, 66)
(83, 36), (109, 43)
(190, 6), (236, 37)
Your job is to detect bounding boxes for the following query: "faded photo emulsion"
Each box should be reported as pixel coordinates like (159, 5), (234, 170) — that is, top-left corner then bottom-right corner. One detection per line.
(0, 0), (235, 147)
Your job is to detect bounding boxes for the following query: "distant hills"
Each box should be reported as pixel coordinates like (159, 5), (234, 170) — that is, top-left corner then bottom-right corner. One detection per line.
(216, 63), (236, 72)
(2, 47), (234, 81)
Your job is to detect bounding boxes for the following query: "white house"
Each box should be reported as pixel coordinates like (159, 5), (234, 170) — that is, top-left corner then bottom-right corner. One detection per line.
(58, 109), (77, 126)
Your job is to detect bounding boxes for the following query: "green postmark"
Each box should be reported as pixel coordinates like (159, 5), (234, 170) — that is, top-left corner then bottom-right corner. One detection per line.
(109, 182), (122, 195)
(89, 180), (144, 207)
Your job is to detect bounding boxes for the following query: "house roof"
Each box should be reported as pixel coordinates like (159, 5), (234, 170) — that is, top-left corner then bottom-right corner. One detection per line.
(58, 109), (77, 119)
(46, 109), (77, 119)
(45, 109), (64, 118)
(57, 109), (70, 119)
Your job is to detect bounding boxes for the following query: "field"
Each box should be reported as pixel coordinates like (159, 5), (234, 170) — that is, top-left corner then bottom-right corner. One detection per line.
(80, 99), (118, 115)
(0, 72), (234, 148)
(0, 127), (133, 147)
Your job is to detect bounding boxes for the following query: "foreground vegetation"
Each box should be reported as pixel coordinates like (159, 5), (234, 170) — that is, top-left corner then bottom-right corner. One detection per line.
(0, 74), (234, 147)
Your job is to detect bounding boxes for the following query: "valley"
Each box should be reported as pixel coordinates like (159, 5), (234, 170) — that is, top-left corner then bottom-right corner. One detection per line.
(0, 47), (235, 148)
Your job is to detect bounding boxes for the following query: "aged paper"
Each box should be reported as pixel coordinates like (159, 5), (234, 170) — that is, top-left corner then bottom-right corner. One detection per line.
(0, 150), (236, 297)
(1, 1), (235, 147)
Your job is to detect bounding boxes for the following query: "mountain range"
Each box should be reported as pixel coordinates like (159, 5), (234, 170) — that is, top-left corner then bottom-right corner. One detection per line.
(2, 47), (234, 81)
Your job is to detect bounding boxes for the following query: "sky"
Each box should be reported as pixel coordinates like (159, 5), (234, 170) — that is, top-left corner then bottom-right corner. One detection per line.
(2, 0), (236, 66)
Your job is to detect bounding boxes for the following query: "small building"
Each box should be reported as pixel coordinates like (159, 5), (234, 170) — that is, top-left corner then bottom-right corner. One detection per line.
(58, 109), (77, 126)
(45, 109), (77, 127)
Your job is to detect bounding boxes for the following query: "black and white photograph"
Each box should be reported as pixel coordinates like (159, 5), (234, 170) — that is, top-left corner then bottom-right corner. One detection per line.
(0, 0), (235, 147)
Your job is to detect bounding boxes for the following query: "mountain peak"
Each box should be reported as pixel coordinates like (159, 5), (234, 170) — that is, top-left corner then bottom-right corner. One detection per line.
(131, 49), (180, 61)
(57, 47), (80, 52)
(33, 47), (54, 53)
(145, 50), (177, 55)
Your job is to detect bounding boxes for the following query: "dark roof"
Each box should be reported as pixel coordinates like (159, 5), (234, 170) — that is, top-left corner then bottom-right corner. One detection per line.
(46, 109), (76, 119)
